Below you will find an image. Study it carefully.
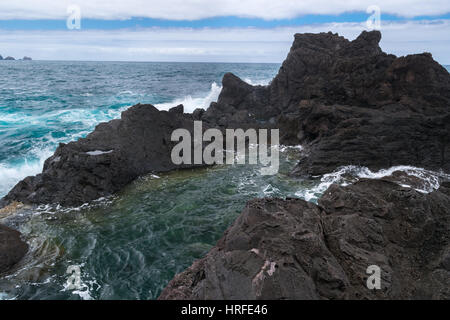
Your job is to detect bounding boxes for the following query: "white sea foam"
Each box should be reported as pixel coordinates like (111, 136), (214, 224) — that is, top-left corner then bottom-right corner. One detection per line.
(0, 146), (54, 197)
(243, 78), (272, 86)
(35, 196), (115, 215)
(155, 82), (222, 113)
(295, 165), (450, 203)
(0, 106), (131, 198)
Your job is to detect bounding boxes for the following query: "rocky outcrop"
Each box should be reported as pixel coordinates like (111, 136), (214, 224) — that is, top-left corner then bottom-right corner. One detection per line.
(159, 178), (450, 300)
(200, 31), (450, 175)
(0, 104), (205, 207)
(0, 224), (28, 274)
(0, 55), (32, 61)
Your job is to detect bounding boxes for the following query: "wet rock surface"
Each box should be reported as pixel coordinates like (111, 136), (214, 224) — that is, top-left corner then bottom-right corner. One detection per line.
(159, 178), (450, 300)
(0, 224), (28, 274)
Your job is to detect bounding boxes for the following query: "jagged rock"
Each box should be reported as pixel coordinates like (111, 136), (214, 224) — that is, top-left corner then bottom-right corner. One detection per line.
(0, 224), (28, 274)
(0, 104), (205, 207)
(4, 56), (15, 61)
(159, 178), (450, 300)
(192, 108), (205, 120)
(169, 104), (184, 114)
(201, 31), (450, 175)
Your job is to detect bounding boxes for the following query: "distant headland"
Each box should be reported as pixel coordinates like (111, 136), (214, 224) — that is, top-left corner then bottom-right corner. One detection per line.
(0, 54), (32, 61)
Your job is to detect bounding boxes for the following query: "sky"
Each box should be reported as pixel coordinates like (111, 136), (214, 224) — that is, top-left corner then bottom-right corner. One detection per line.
(0, 0), (449, 63)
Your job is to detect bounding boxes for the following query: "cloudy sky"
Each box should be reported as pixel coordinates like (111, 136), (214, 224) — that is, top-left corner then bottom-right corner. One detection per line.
(0, 0), (449, 63)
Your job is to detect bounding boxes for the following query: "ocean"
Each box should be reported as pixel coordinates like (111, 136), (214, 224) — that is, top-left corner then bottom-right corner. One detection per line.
(0, 61), (449, 300)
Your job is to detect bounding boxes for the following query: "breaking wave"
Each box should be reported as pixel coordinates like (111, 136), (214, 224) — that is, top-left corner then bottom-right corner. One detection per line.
(155, 82), (222, 113)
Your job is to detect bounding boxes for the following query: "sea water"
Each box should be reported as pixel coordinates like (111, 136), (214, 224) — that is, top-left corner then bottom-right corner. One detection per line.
(0, 61), (449, 300)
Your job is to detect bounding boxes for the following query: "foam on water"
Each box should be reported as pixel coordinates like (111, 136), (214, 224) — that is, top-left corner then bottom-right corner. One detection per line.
(0, 146), (54, 197)
(295, 165), (450, 202)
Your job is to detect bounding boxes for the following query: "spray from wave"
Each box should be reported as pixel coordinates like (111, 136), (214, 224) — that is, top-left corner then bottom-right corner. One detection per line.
(154, 77), (271, 113)
(155, 82), (222, 113)
(0, 148), (53, 197)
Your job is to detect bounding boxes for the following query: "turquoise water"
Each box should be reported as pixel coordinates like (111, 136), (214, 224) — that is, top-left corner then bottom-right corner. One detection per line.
(0, 62), (449, 300)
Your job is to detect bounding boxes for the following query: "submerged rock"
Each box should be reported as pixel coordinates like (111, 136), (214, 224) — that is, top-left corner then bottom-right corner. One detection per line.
(159, 178), (450, 300)
(0, 224), (28, 274)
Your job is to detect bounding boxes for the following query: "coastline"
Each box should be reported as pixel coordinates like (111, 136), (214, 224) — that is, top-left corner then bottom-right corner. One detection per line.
(1, 30), (450, 299)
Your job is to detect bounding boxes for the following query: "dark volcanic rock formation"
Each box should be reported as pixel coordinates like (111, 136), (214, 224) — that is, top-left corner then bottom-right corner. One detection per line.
(159, 178), (450, 300)
(0, 104), (203, 206)
(0, 224), (28, 274)
(200, 31), (450, 175)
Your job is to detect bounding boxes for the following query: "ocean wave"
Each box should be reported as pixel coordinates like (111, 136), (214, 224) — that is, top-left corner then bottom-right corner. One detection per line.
(243, 77), (271, 86)
(155, 82), (221, 113)
(295, 165), (450, 202)
(0, 76), (271, 198)
(0, 106), (129, 127)
(0, 147), (53, 197)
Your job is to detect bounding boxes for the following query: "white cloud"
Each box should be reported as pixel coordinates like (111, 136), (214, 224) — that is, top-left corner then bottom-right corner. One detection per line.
(0, 20), (449, 64)
(0, 0), (449, 20)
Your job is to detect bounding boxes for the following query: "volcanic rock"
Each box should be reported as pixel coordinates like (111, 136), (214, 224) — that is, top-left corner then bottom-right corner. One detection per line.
(159, 178), (450, 300)
(0, 224), (28, 274)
